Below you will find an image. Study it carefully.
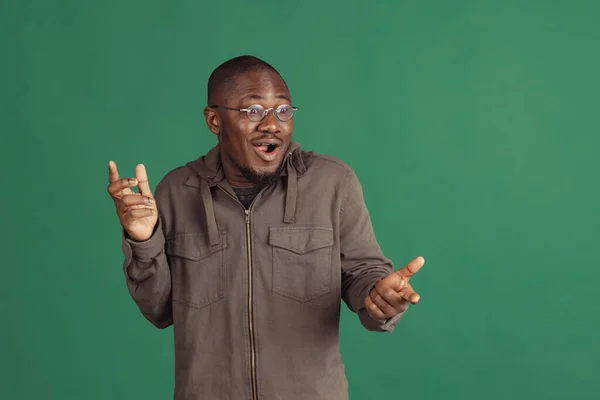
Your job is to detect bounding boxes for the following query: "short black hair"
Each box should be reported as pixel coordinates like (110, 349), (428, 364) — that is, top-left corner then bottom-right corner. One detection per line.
(207, 55), (284, 104)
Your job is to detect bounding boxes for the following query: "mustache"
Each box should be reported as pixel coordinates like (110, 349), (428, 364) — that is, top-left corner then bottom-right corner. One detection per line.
(250, 133), (282, 142)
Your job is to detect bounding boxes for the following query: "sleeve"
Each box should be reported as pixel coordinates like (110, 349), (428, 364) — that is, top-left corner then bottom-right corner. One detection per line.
(121, 184), (173, 329)
(339, 167), (407, 333)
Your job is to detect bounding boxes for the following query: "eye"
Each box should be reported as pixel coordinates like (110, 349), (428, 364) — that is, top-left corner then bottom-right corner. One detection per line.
(247, 106), (261, 114)
(277, 105), (291, 115)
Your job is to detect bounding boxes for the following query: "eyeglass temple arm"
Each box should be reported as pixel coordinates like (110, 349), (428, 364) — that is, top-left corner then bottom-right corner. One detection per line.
(209, 105), (242, 111)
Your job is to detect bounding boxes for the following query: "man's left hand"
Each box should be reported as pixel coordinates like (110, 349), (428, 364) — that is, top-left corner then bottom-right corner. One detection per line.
(365, 256), (424, 320)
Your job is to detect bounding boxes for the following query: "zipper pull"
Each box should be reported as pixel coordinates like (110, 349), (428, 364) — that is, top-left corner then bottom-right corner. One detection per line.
(245, 209), (250, 224)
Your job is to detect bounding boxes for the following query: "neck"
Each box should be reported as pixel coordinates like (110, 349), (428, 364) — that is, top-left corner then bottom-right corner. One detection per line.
(222, 163), (256, 187)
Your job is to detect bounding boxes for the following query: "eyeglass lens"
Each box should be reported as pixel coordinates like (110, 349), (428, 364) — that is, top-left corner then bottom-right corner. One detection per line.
(246, 104), (294, 121)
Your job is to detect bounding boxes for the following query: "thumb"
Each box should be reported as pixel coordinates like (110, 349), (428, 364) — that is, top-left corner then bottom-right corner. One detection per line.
(396, 256), (425, 279)
(136, 164), (154, 198)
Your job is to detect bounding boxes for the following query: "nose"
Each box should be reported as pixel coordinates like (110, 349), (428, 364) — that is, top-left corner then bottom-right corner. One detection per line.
(257, 109), (281, 134)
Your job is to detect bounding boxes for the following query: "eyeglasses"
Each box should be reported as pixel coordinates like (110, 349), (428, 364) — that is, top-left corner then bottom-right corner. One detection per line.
(209, 103), (298, 122)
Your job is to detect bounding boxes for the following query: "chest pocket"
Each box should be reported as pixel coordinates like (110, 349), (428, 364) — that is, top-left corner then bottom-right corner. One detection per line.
(166, 231), (227, 309)
(269, 227), (334, 303)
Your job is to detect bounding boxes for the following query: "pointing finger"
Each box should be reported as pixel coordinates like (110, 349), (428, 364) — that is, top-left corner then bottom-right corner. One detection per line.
(398, 282), (420, 304)
(136, 164), (153, 198)
(396, 256), (425, 279)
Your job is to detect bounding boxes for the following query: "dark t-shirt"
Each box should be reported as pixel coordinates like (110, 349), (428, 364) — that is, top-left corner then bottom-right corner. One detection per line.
(232, 185), (264, 209)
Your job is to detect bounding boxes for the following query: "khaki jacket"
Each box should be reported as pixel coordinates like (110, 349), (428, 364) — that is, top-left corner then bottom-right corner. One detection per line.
(121, 141), (403, 399)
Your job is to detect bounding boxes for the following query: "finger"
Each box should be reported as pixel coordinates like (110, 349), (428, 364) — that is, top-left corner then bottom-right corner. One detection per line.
(396, 299), (410, 314)
(108, 160), (120, 183)
(119, 203), (155, 217)
(398, 283), (421, 304)
(380, 271), (407, 292)
(365, 296), (387, 320)
(136, 164), (154, 198)
(118, 198), (152, 216)
(121, 194), (155, 207)
(369, 287), (397, 317)
(107, 177), (138, 196)
(122, 208), (155, 220)
(396, 256), (425, 279)
(375, 279), (405, 309)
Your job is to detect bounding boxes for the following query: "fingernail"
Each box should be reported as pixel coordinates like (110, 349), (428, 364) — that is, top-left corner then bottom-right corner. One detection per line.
(147, 197), (155, 204)
(129, 178), (137, 185)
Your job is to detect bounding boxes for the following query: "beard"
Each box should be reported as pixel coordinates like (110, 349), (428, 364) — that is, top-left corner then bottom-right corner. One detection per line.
(233, 159), (284, 186)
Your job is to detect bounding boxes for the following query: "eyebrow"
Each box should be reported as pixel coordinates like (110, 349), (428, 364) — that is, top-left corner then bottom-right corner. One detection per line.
(241, 93), (291, 102)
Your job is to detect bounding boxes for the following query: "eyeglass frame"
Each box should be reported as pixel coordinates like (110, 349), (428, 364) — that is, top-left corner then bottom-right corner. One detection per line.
(209, 103), (298, 122)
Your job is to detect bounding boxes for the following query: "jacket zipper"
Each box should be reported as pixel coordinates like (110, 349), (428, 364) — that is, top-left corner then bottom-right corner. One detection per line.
(210, 153), (292, 399)
(245, 208), (259, 400)
(217, 185), (259, 400)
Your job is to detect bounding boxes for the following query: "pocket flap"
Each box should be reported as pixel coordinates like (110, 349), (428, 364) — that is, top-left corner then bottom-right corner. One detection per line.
(166, 232), (227, 261)
(269, 227), (334, 255)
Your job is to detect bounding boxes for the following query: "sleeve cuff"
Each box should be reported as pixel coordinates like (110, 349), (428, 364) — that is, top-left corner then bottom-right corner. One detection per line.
(122, 221), (165, 261)
(358, 308), (405, 333)
(380, 312), (404, 332)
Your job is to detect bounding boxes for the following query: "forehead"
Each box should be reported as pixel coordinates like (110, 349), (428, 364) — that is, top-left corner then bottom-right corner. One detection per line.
(226, 69), (291, 105)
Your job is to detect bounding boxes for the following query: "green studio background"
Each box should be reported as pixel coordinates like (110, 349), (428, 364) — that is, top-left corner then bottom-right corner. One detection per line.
(1, 0), (598, 399)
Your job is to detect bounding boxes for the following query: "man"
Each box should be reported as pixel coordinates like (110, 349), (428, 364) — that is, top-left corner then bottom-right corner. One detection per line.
(107, 55), (424, 400)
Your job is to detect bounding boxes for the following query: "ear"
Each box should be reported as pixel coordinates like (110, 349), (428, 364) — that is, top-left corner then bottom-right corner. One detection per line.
(204, 106), (220, 135)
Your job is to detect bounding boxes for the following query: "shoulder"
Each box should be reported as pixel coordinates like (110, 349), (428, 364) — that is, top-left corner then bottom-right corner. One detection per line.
(301, 150), (355, 179)
(299, 149), (361, 199)
(154, 164), (196, 198)
(299, 149), (366, 215)
(158, 164), (194, 185)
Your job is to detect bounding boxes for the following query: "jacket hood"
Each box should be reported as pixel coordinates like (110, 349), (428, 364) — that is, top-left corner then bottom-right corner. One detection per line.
(183, 140), (308, 247)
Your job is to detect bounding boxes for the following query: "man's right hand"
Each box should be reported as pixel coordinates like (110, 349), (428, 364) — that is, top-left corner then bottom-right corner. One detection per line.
(107, 160), (158, 242)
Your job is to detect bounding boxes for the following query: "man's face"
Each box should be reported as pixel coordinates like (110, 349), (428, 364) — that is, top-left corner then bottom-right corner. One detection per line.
(205, 69), (294, 186)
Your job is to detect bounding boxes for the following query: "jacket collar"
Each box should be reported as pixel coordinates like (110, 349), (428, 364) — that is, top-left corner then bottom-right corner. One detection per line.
(183, 139), (305, 236)
(184, 140), (306, 189)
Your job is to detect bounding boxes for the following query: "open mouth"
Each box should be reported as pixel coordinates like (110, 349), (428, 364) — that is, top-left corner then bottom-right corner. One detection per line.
(254, 143), (279, 153)
(252, 142), (281, 162)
